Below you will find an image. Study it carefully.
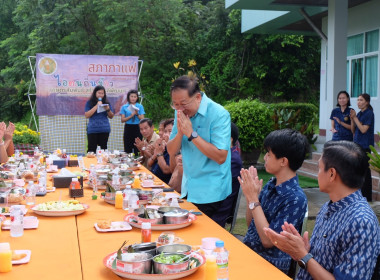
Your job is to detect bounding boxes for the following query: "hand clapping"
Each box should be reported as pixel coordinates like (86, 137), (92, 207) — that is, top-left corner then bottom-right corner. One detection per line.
(238, 166), (263, 201)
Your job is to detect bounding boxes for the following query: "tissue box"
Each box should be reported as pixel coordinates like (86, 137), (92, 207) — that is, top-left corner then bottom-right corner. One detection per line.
(68, 159), (79, 167)
(53, 176), (83, 188)
(53, 159), (66, 169)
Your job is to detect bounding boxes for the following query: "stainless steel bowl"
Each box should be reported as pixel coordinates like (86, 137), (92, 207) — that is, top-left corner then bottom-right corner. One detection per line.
(116, 252), (153, 274)
(131, 242), (157, 257)
(157, 206), (181, 214)
(156, 244), (192, 255)
(153, 253), (189, 274)
(163, 209), (189, 224)
(138, 212), (164, 225)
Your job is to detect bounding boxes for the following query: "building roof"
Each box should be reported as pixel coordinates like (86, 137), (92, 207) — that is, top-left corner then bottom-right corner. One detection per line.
(225, 0), (370, 34)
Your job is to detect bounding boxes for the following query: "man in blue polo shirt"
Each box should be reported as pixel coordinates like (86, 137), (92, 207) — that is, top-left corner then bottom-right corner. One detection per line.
(167, 76), (231, 220)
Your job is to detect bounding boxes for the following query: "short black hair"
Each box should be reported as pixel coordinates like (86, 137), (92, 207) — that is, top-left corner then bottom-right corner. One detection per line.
(264, 129), (309, 172)
(170, 75), (200, 97)
(139, 118), (153, 127)
(127, 89), (139, 103)
(231, 122), (239, 146)
(164, 118), (174, 128)
(322, 141), (367, 189)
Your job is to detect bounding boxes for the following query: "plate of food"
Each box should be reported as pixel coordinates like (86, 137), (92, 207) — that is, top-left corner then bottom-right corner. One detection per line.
(95, 221), (132, 232)
(31, 200), (89, 216)
(12, 250), (31, 265)
(2, 216), (39, 230)
(103, 250), (204, 280)
(124, 213), (196, 231)
(46, 186), (56, 193)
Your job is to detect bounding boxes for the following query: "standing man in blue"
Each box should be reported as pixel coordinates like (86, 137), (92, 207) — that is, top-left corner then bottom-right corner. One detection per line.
(167, 76), (231, 220)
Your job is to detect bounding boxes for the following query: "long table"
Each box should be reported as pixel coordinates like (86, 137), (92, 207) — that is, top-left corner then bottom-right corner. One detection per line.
(0, 158), (290, 279)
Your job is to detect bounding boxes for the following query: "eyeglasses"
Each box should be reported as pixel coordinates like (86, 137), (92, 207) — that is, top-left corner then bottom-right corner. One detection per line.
(170, 95), (197, 110)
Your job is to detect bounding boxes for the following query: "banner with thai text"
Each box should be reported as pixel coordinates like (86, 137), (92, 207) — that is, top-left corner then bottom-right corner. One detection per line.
(36, 53), (139, 115)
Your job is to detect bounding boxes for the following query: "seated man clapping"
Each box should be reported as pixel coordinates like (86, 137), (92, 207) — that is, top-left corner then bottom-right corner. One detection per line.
(264, 141), (380, 280)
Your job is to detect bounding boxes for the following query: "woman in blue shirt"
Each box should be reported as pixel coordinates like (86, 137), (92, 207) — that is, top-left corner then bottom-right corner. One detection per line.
(329, 90), (353, 141)
(120, 90), (145, 153)
(350, 93), (375, 201)
(84, 86), (114, 153)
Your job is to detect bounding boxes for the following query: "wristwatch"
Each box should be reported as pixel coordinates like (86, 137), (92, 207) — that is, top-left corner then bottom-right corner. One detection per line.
(188, 131), (198, 142)
(298, 253), (313, 270)
(157, 153), (163, 157)
(248, 201), (261, 210)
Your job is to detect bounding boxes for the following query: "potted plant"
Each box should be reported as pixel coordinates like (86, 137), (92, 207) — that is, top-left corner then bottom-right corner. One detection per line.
(12, 123), (40, 155)
(225, 99), (273, 165)
(368, 132), (380, 173)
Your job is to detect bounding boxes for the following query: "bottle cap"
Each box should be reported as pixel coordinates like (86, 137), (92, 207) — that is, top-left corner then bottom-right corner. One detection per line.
(0, 242), (11, 252)
(116, 191), (122, 195)
(141, 222), (151, 230)
(215, 240), (224, 248)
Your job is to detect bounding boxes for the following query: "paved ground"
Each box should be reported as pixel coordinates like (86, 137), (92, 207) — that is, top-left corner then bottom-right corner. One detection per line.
(237, 187), (380, 221)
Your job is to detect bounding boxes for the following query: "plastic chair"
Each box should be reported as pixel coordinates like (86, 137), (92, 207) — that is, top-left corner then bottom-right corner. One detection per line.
(228, 187), (243, 233)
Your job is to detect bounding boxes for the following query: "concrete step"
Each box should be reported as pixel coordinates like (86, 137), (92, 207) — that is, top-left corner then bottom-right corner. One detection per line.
(297, 169), (318, 180)
(312, 152), (322, 161)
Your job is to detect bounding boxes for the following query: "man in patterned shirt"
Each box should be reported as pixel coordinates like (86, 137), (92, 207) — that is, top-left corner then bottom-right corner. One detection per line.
(265, 140), (380, 279)
(238, 129), (308, 274)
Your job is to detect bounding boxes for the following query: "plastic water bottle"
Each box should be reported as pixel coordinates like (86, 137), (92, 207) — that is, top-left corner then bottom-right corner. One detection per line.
(10, 206), (24, 237)
(15, 149), (20, 159)
(38, 166), (47, 192)
(78, 156), (85, 170)
(25, 181), (36, 205)
(212, 240), (229, 280)
(112, 174), (120, 190)
(96, 146), (102, 163)
(128, 190), (139, 213)
(89, 164), (97, 191)
(33, 146), (39, 157)
(123, 185), (131, 211)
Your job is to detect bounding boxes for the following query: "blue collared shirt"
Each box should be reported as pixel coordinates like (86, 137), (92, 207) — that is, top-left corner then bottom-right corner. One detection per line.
(169, 93), (231, 204)
(297, 190), (380, 280)
(330, 107), (353, 141)
(120, 102), (145, 125)
(243, 176), (308, 273)
(354, 108), (374, 149)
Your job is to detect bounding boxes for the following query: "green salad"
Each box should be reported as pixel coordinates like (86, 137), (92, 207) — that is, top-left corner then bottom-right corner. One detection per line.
(154, 253), (185, 264)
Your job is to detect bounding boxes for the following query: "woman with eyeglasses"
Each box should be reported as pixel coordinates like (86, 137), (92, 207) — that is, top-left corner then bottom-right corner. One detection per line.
(330, 91), (353, 141)
(350, 93), (375, 202)
(120, 90), (145, 153)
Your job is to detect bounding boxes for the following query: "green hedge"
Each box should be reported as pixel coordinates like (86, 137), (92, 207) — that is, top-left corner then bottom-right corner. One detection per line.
(268, 102), (318, 124)
(225, 99), (273, 152)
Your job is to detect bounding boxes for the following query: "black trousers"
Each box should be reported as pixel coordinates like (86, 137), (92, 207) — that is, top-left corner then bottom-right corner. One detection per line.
(362, 148), (373, 202)
(123, 124), (142, 153)
(193, 200), (223, 220)
(87, 132), (109, 153)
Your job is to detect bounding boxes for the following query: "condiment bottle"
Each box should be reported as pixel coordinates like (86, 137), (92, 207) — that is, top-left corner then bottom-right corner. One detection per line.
(141, 222), (151, 243)
(212, 240), (229, 280)
(204, 255), (217, 280)
(0, 242), (12, 273)
(115, 191), (123, 209)
(70, 177), (81, 190)
(133, 176), (141, 188)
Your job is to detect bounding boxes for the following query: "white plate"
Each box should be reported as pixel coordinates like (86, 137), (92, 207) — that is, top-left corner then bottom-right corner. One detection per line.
(2, 216), (39, 230)
(103, 252), (204, 280)
(46, 187), (56, 193)
(12, 250), (31, 265)
(125, 213), (196, 231)
(31, 203), (89, 217)
(141, 183), (165, 188)
(1, 208), (28, 217)
(164, 193), (180, 200)
(94, 221), (132, 232)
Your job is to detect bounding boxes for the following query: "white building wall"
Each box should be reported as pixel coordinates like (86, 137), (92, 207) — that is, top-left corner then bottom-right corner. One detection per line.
(320, 0), (380, 139)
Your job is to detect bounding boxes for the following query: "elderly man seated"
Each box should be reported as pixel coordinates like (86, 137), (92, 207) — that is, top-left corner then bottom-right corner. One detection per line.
(265, 140), (380, 280)
(134, 118), (159, 168)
